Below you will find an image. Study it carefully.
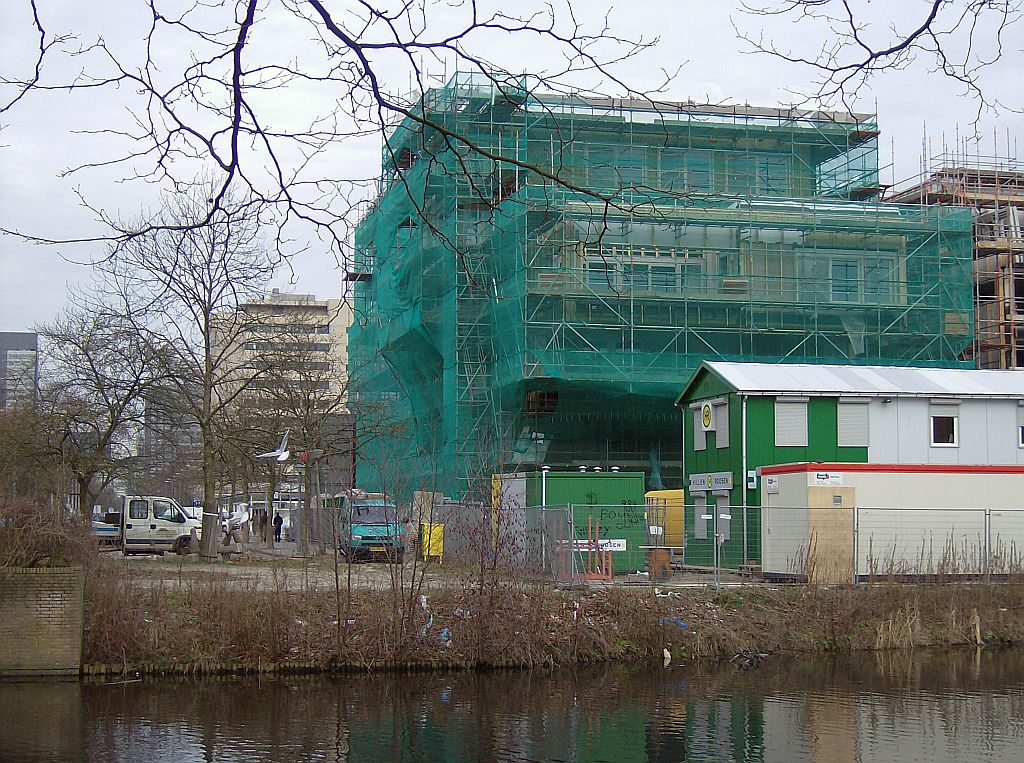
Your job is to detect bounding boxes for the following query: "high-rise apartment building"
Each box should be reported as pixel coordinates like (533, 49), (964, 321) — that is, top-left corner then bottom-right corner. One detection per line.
(0, 331), (39, 409)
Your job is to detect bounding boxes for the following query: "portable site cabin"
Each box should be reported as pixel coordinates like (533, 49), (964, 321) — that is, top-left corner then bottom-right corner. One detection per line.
(761, 462), (1024, 581)
(675, 361), (1024, 578)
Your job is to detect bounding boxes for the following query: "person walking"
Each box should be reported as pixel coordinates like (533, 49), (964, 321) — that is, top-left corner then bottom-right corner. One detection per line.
(273, 511), (284, 543)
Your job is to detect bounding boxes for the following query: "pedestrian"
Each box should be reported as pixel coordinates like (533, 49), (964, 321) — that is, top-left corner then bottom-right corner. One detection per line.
(258, 509), (268, 544)
(273, 511), (284, 543)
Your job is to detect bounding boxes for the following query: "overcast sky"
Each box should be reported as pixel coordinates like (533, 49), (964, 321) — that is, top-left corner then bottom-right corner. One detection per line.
(2, 0), (1022, 332)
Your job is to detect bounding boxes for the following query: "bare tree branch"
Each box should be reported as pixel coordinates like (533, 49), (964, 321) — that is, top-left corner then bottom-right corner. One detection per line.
(736, 0), (1023, 119)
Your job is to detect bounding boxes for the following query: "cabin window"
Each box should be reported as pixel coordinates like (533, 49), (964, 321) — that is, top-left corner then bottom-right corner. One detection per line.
(930, 415), (958, 447)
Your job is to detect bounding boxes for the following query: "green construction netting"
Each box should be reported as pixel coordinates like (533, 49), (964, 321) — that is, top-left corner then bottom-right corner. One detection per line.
(349, 73), (975, 500)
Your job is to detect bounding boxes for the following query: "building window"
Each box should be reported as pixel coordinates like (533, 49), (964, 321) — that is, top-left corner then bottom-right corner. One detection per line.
(775, 399), (808, 447)
(837, 400), (869, 447)
(714, 400), (729, 449)
(692, 407), (706, 451)
(1018, 424), (1023, 448)
(831, 258), (858, 302)
(524, 389), (558, 416)
(587, 261), (615, 289)
(930, 415), (958, 447)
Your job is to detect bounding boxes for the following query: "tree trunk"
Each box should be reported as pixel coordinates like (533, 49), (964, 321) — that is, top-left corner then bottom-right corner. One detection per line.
(299, 459), (312, 557)
(198, 425), (219, 560)
(77, 474), (94, 522)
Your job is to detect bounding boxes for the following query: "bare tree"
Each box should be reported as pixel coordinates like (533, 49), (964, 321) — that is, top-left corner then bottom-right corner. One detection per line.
(38, 306), (162, 520)
(95, 184), (280, 560)
(0, 0), (662, 262)
(737, 1), (1023, 113)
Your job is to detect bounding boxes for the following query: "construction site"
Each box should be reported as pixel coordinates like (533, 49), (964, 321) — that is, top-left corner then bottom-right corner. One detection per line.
(889, 155), (1024, 369)
(348, 72), (975, 500)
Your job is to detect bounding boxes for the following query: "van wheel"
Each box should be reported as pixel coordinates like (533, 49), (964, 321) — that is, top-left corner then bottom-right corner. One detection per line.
(175, 537), (192, 556)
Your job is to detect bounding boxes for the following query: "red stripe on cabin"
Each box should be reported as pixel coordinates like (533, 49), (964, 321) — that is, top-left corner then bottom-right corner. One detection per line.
(760, 462), (1024, 476)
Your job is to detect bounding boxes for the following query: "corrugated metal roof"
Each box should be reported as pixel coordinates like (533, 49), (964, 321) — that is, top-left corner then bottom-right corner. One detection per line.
(699, 361), (1024, 399)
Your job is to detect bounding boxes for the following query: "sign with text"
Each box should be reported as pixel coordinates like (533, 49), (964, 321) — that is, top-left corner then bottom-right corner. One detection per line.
(688, 471), (734, 493)
(559, 538), (628, 552)
(809, 471), (844, 486)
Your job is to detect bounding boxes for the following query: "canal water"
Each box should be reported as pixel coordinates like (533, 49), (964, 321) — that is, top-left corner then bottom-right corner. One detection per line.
(2, 649), (1023, 762)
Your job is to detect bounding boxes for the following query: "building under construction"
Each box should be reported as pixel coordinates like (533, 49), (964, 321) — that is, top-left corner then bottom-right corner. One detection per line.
(889, 158), (1024, 369)
(349, 73), (974, 499)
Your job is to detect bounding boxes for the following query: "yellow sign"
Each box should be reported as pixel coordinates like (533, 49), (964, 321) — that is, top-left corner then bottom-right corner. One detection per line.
(701, 402), (714, 431)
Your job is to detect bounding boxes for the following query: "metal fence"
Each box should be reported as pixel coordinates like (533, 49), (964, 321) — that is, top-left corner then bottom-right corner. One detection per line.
(754, 505), (1024, 583)
(404, 501), (646, 587)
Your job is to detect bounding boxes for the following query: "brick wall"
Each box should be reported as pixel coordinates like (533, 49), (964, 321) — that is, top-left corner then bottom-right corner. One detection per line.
(0, 566), (84, 676)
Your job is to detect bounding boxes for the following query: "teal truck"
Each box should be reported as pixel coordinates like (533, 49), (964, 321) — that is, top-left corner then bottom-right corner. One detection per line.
(333, 489), (405, 562)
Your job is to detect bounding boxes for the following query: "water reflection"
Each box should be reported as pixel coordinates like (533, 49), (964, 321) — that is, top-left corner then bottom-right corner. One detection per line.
(1, 650), (1023, 762)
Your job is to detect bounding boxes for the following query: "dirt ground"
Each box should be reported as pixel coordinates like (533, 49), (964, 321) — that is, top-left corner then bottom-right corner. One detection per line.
(108, 540), (751, 591)
(108, 543), (447, 591)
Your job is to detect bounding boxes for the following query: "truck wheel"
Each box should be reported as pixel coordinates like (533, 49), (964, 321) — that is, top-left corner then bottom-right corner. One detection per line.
(175, 537), (192, 556)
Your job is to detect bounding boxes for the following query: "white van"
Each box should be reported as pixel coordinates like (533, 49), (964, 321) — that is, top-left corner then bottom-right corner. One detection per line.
(121, 495), (203, 555)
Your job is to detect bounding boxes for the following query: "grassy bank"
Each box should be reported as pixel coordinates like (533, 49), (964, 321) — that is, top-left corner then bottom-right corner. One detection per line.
(81, 558), (1024, 675)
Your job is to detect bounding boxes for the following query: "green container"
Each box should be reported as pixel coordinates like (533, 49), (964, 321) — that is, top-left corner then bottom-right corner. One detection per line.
(521, 471), (647, 573)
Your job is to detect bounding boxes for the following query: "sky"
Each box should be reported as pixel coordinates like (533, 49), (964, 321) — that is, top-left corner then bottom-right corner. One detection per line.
(2, 0), (1022, 332)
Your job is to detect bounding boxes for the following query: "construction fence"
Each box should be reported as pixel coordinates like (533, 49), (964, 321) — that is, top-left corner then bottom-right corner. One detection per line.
(408, 501), (664, 586)
(690, 505), (1024, 584)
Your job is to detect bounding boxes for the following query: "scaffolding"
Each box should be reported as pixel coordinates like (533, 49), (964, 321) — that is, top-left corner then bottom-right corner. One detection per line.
(350, 73), (975, 499)
(889, 155), (1024, 369)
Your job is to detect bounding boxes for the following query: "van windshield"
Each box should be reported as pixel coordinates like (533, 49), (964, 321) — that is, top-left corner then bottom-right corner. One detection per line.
(352, 500), (397, 525)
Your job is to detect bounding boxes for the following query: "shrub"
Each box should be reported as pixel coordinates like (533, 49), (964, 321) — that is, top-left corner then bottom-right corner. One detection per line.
(0, 498), (94, 568)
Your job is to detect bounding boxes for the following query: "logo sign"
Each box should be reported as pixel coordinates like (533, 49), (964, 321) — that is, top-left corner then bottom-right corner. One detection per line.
(809, 471), (844, 486)
(700, 402), (715, 432)
(764, 475), (780, 494)
(688, 471), (734, 493)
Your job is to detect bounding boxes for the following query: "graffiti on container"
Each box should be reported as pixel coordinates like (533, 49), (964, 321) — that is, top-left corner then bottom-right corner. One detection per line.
(585, 503), (638, 532)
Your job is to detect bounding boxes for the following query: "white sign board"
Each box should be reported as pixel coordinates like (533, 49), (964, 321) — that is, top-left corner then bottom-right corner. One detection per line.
(809, 471), (844, 486)
(567, 538), (627, 552)
(764, 475), (780, 494)
(688, 471), (734, 493)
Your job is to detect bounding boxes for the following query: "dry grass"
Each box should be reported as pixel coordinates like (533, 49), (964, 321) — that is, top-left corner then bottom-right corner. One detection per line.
(80, 557), (1024, 674)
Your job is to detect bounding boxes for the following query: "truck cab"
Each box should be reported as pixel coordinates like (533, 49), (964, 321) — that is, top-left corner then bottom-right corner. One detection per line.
(334, 490), (405, 562)
(121, 496), (202, 555)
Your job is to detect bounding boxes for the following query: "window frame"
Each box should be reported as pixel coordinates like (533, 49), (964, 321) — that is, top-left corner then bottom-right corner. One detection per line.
(129, 500), (149, 520)
(930, 414), (959, 448)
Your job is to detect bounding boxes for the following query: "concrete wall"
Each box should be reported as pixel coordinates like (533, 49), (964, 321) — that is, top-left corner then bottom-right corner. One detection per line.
(0, 566), (84, 676)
